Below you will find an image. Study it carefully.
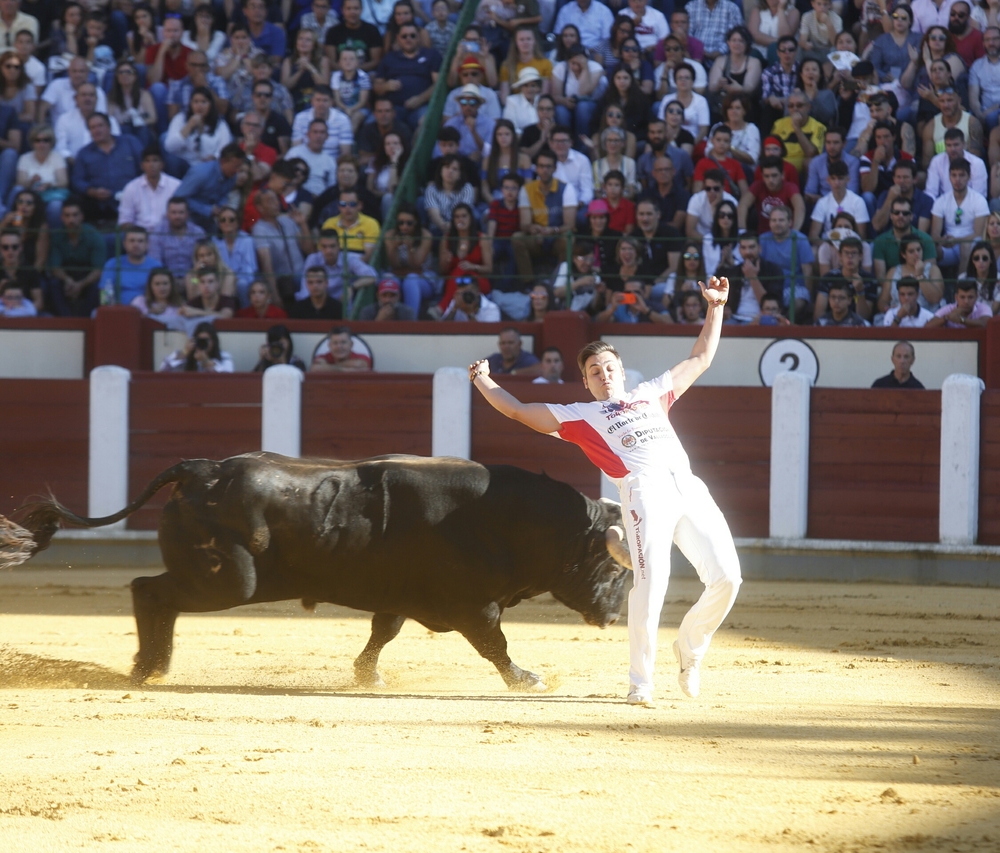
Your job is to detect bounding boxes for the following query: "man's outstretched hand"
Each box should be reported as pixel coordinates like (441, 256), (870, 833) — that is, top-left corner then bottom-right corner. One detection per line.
(699, 276), (730, 305)
(469, 358), (490, 383)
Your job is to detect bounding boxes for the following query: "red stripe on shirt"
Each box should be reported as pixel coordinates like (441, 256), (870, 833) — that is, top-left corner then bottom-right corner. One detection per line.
(559, 419), (631, 479)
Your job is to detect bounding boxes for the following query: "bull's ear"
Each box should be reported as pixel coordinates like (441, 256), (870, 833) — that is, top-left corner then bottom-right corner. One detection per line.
(605, 525), (632, 571)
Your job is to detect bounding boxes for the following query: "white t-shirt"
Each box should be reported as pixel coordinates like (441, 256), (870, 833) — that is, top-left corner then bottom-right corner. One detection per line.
(284, 143), (338, 196)
(623, 7), (670, 50)
(882, 305), (934, 327)
(931, 188), (990, 239)
(656, 93), (710, 138)
(653, 61), (708, 94)
(545, 371), (689, 483)
(16, 149), (66, 186)
(925, 150), (989, 199)
(810, 190), (871, 238)
(552, 59), (606, 99)
(686, 188), (737, 236)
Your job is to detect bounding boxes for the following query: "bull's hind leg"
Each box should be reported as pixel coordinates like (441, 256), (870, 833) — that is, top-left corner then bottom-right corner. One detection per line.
(353, 613), (406, 688)
(460, 605), (547, 692)
(131, 574), (180, 683)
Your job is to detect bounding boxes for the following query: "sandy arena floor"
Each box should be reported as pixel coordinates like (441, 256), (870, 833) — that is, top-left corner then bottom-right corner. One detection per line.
(0, 567), (998, 853)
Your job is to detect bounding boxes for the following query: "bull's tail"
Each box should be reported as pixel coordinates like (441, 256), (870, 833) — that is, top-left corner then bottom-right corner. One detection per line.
(0, 461), (199, 570)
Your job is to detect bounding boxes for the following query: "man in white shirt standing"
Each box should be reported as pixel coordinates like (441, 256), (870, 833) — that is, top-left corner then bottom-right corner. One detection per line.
(554, 0), (616, 52)
(549, 125), (593, 227)
(285, 119), (338, 196)
(623, 0), (669, 51)
(931, 157), (990, 271)
(290, 85), (353, 160)
(808, 159), (871, 240)
(118, 147), (182, 231)
(925, 127), (988, 199)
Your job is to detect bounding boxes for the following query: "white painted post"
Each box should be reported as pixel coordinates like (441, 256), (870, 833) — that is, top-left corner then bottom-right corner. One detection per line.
(433, 367), (471, 459)
(939, 373), (985, 545)
(261, 364), (304, 458)
(89, 365), (131, 528)
(769, 370), (812, 539)
(600, 369), (646, 500)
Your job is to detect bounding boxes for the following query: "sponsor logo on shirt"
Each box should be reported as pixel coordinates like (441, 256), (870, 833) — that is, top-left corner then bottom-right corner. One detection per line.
(621, 433), (637, 449)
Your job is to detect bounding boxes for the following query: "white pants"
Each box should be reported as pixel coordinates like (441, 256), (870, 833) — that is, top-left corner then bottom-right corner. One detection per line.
(620, 470), (742, 694)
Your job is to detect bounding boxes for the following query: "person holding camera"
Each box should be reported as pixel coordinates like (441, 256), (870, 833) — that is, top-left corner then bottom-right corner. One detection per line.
(159, 321), (234, 372)
(253, 324), (307, 372)
(439, 278), (501, 322)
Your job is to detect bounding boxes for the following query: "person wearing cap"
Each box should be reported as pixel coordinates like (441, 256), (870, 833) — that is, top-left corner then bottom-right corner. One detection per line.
(446, 25), (499, 90)
(580, 197), (622, 273)
(552, 44), (607, 140)
(755, 136), (802, 189)
(253, 323), (307, 372)
(444, 83), (496, 162)
(503, 66), (543, 135)
(444, 56), (502, 122)
(769, 88), (825, 173)
(554, 0), (615, 52)
(358, 277), (417, 321)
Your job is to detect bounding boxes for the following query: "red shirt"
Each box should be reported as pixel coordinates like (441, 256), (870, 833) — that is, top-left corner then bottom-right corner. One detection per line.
(753, 160), (801, 190)
(145, 43), (192, 83)
(694, 154), (744, 196)
(747, 179), (799, 233)
(953, 29), (985, 70)
(607, 197), (636, 233)
(243, 141), (278, 169)
(488, 199), (520, 238)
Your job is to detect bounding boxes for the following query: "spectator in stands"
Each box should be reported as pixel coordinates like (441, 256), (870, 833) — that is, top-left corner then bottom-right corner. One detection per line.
(252, 186), (312, 303)
(286, 119), (338, 197)
(290, 85), (352, 159)
(291, 264), (341, 318)
(702, 200), (739, 278)
(99, 225), (161, 306)
(245, 78), (292, 156)
(948, 2), (983, 69)
(871, 341), (924, 389)
(439, 277), (501, 322)
(330, 47), (372, 134)
(164, 85), (233, 174)
(871, 161), (934, 236)
(373, 21), (440, 129)
(716, 231), (785, 324)
(550, 124), (593, 217)
(149, 197), (207, 278)
(810, 160), (871, 241)
(159, 321), (234, 372)
(146, 14), (192, 131)
(759, 205), (814, 320)
(213, 205), (260, 305)
(435, 201), (492, 312)
(514, 148), (576, 278)
(531, 346), (564, 384)
(253, 323), (306, 372)
(0, 227), (39, 314)
(813, 237), (878, 323)
(882, 277), (936, 328)
(13, 29), (42, 99)
(686, 169), (737, 238)
(672, 289), (704, 324)
(687, 0), (743, 59)
(770, 89), (825, 174)
(0, 279), (34, 316)
(358, 276), (416, 320)
(239, 158), (293, 231)
(231, 55), (296, 126)
(579, 197), (620, 277)
(55, 82), (113, 162)
(281, 27), (330, 114)
(0, 189), (45, 274)
(324, 0), (383, 72)
(486, 327), (540, 375)
(237, 278), (287, 319)
(182, 239), (238, 302)
(0, 47), (34, 124)
(179, 266), (235, 323)
(804, 127), (860, 206)
(357, 96), (412, 168)
(235, 110), (276, 184)
(118, 147), (181, 232)
(129, 266), (183, 326)
(173, 143), (248, 230)
(692, 124), (746, 199)
(47, 197), (105, 317)
(183, 4), (227, 63)
(444, 56), (501, 123)
(760, 36), (799, 126)
(310, 324), (373, 371)
(70, 113), (142, 222)
(39, 57), (107, 128)
(243, 0), (286, 67)
(424, 154), (477, 234)
(858, 122), (915, 216)
(107, 61), (157, 148)
(815, 280), (870, 327)
(880, 235), (945, 315)
(641, 155), (689, 232)
(168, 50), (229, 121)
(931, 157), (990, 273)
(382, 205), (434, 313)
(295, 227), (377, 304)
(445, 84), (494, 162)
(927, 277), (994, 327)
(214, 23), (261, 95)
(15, 125), (68, 229)
(502, 67), (542, 135)
(657, 63), (708, 144)
(320, 187), (379, 261)
(738, 157), (805, 235)
(970, 26), (1000, 136)
(925, 128), (989, 200)
(921, 87), (985, 172)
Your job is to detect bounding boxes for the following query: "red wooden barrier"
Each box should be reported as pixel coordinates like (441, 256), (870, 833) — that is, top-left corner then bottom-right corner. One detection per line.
(127, 373), (262, 529)
(978, 390), (1000, 544)
(808, 389), (941, 541)
(0, 379), (88, 516)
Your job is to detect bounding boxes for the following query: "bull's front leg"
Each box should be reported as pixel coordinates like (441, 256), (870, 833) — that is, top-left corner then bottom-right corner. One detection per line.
(459, 603), (548, 692)
(353, 613), (406, 688)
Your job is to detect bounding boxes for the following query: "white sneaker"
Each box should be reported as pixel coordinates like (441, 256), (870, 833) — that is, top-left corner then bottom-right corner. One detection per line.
(673, 640), (700, 699)
(626, 689), (654, 707)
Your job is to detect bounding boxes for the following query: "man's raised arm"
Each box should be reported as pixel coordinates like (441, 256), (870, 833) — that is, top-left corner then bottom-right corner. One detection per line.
(469, 360), (562, 435)
(668, 276), (730, 397)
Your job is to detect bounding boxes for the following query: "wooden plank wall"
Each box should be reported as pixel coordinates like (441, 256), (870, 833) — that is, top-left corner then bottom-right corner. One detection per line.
(978, 390), (1000, 544)
(128, 374), (263, 530)
(0, 379), (88, 517)
(301, 374), (433, 461)
(808, 389), (941, 541)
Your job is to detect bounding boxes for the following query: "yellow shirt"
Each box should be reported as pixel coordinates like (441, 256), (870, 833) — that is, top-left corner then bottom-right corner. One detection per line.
(499, 57), (553, 83)
(321, 213), (381, 254)
(770, 116), (826, 173)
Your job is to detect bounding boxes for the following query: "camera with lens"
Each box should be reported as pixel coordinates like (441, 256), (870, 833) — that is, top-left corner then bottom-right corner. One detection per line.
(268, 341), (286, 360)
(195, 337), (210, 351)
(460, 290), (478, 305)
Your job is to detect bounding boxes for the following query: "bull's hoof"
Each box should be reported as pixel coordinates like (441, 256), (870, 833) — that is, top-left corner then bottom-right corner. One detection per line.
(354, 669), (387, 689)
(131, 658), (167, 686)
(510, 672), (548, 692)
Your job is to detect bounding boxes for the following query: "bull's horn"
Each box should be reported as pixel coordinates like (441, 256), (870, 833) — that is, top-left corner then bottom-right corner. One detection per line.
(605, 525), (632, 570)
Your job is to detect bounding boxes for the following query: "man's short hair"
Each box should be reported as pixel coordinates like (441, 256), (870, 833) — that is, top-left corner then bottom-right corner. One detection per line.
(220, 142), (248, 162)
(312, 84), (333, 99)
(759, 156), (783, 174)
(839, 236), (863, 254)
(826, 280), (852, 297)
(535, 147), (557, 165)
(769, 204), (792, 220)
(703, 168), (727, 184)
(896, 276), (920, 293)
(828, 159), (849, 179)
(87, 112), (111, 128)
(306, 265), (329, 280)
(437, 125), (461, 143)
(167, 196), (189, 209)
(760, 293), (782, 308)
(372, 95), (394, 110)
(738, 231), (759, 245)
(501, 172), (524, 188)
(576, 341), (621, 376)
(955, 279), (978, 292)
(603, 169), (625, 186)
(308, 118), (329, 132)
(542, 346), (563, 358)
(573, 239), (594, 256)
(825, 126), (847, 141)
(123, 224), (148, 238)
(551, 125), (573, 139)
(711, 123), (731, 137)
(318, 228), (339, 241)
(777, 35), (797, 51)
(949, 157), (971, 175)
(141, 144), (163, 161)
(944, 127), (966, 142)
(893, 160), (917, 178)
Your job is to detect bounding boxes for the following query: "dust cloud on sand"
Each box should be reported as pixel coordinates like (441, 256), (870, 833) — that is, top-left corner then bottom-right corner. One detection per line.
(1, 568), (998, 853)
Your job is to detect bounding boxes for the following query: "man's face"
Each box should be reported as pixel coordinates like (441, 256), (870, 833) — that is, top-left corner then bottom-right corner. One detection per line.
(669, 12), (688, 36)
(253, 86), (273, 110)
(88, 115), (110, 144)
(459, 67), (483, 86)
(540, 351), (563, 382)
(604, 177), (623, 200)
(124, 232), (147, 258)
(319, 237), (339, 265)
(636, 203), (659, 233)
(0, 234), (20, 263)
(378, 287), (400, 309)
(892, 343), (915, 374)
(944, 137), (966, 161)
(438, 139), (459, 156)
(874, 128), (894, 151)
(894, 167), (914, 195)
(825, 133), (843, 159)
(330, 333), (352, 360)
(459, 95), (481, 118)
(374, 100), (394, 127)
(739, 239), (759, 263)
(628, 0), (647, 15)
(839, 245), (861, 273)
(827, 173), (847, 195)
(778, 41), (796, 67)
(711, 131), (730, 158)
(985, 28), (1000, 57)
(162, 17), (183, 42)
(220, 155), (245, 178)
(646, 122), (665, 150)
(398, 26), (419, 52)
(762, 168), (782, 193)
(244, 0), (266, 24)
(338, 194), (360, 222)
(703, 179), (723, 204)
(337, 162), (357, 187)
(939, 92), (960, 116)
(652, 158), (673, 187)
(306, 273), (327, 299)
(898, 286), (918, 310)
(535, 156), (556, 184)
(342, 0), (361, 24)
(828, 288), (851, 317)
(955, 287), (977, 313)
(307, 122), (329, 150)
(582, 351), (625, 401)
(770, 209), (790, 238)
(77, 85), (97, 114)
(311, 93), (332, 116)
(188, 52), (209, 77)
(788, 95), (810, 117)
(761, 299), (780, 317)
(870, 100), (891, 122)
(950, 168), (970, 193)
(949, 3), (970, 34)
(167, 203), (188, 230)
(498, 330), (521, 360)
(550, 133), (571, 160)
(891, 204), (913, 231)
(61, 205), (83, 229)
(69, 59), (88, 86)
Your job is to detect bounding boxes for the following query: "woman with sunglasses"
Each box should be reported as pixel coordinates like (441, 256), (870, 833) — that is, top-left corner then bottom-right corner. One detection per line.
(582, 102), (638, 160)
(164, 85), (233, 169)
(383, 1), (432, 55)
(662, 98), (695, 154)
(14, 126), (68, 228)
(659, 240), (708, 318)
(868, 5), (922, 98)
(0, 51), (35, 123)
(0, 190), (47, 274)
(213, 205), (260, 306)
(702, 201), (740, 278)
(107, 60), (157, 147)
(957, 241), (999, 309)
(655, 36), (708, 100)
(616, 37), (654, 97)
(916, 27), (967, 105)
(748, 0), (799, 51)
(594, 65), (649, 141)
(598, 15), (636, 72)
(436, 202), (492, 315)
(384, 201), (437, 313)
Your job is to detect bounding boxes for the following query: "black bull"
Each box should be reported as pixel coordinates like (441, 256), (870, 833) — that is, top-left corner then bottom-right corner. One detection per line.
(0, 453), (634, 690)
